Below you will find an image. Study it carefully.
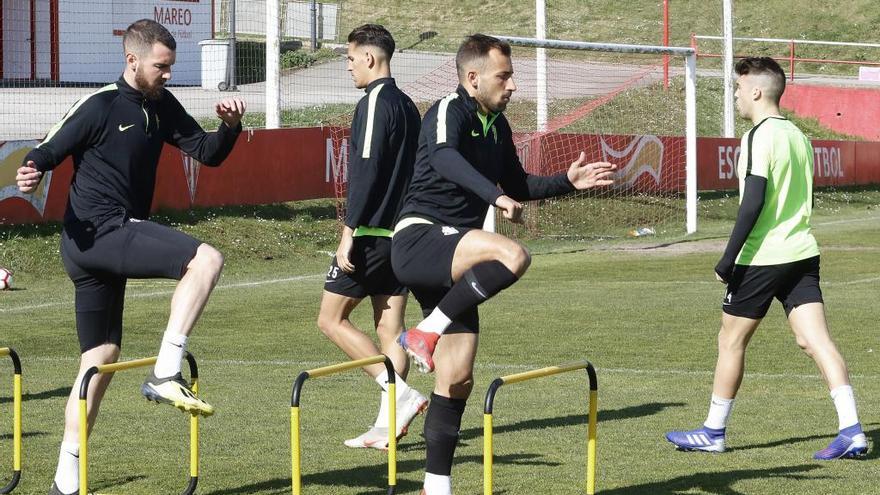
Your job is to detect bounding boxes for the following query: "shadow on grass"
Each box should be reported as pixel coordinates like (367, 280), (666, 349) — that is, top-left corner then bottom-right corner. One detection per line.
(0, 386), (69, 404)
(201, 453), (551, 495)
(90, 474), (148, 493)
(0, 430), (46, 441)
(599, 464), (825, 495)
(732, 433), (834, 452)
(462, 401), (687, 442)
(730, 423), (878, 459)
(394, 401), (685, 454)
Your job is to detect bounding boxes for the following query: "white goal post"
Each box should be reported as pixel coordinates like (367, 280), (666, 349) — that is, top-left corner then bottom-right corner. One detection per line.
(492, 35), (698, 235)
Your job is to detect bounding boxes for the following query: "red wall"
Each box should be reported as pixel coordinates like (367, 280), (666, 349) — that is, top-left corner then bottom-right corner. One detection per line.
(2, 128), (879, 225)
(697, 137), (880, 190)
(781, 84), (880, 141)
(0, 128), (336, 224)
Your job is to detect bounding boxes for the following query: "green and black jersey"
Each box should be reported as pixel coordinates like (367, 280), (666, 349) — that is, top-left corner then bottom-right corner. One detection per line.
(398, 85), (574, 229)
(735, 116), (819, 265)
(25, 76), (241, 228)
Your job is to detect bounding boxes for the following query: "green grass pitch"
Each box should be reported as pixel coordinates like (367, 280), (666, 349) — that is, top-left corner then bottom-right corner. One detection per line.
(1, 189), (878, 494)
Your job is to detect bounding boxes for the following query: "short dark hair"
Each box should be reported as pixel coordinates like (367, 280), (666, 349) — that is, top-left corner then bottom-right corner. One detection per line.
(735, 56), (786, 103)
(347, 24), (395, 60)
(124, 19), (176, 55)
(455, 34), (512, 79)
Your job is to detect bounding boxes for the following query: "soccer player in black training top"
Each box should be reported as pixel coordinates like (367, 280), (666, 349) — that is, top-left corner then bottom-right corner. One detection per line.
(316, 24), (427, 451)
(16, 19), (245, 495)
(391, 34), (616, 495)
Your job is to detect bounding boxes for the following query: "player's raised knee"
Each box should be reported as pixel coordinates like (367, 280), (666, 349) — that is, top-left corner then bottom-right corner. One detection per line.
(499, 242), (530, 276)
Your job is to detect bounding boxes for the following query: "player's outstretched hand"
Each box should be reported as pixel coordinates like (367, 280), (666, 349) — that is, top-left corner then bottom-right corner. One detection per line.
(16, 161), (42, 194)
(495, 194), (523, 224)
(567, 152), (616, 190)
(215, 97), (247, 128)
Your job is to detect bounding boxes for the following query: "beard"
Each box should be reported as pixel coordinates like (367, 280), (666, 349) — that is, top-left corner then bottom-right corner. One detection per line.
(491, 99), (509, 113)
(477, 87), (509, 114)
(135, 70), (165, 101)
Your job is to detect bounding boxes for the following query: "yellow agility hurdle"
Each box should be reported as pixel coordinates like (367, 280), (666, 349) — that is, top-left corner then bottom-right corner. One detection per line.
(291, 355), (397, 495)
(78, 352), (200, 495)
(483, 360), (598, 495)
(0, 348), (21, 495)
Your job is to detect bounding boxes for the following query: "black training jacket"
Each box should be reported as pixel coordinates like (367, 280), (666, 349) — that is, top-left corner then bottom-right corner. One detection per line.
(344, 77), (421, 230)
(399, 85), (574, 228)
(24, 76), (241, 227)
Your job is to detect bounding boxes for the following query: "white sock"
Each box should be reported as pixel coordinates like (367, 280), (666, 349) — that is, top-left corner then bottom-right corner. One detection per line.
(703, 394), (734, 430)
(154, 331), (188, 379)
(374, 369), (412, 399)
(374, 391), (390, 428)
(54, 441), (79, 494)
(830, 385), (860, 430)
(417, 308), (452, 335)
(424, 472), (452, 495)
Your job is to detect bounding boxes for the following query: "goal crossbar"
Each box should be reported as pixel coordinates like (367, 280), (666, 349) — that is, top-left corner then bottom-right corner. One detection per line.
(492, 35), (698, 234)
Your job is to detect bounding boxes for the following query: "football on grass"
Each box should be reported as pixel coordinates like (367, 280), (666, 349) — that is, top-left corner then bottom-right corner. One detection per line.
(0, 268), (13, 290)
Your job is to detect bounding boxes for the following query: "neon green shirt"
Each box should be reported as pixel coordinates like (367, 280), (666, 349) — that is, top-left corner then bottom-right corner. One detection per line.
(735, 117), (820, 265)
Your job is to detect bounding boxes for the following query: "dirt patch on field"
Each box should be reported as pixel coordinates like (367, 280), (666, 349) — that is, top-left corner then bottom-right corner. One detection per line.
(599, 237), (728, 256)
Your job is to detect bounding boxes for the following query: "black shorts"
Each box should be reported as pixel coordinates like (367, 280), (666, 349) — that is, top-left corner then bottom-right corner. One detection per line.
(323, 236), (406, 298)
(60, 218), (202, 353)
(391, 222), (479, 333)
(722, 255), (823, 319)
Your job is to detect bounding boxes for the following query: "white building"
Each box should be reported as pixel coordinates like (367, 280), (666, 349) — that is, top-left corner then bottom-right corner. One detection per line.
(1, 0), (214, 85)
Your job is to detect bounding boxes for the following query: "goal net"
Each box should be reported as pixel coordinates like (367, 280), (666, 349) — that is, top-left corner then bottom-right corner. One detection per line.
(329, 36), (696, 239)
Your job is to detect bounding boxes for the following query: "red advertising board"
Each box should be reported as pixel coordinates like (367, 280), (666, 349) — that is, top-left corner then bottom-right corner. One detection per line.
(698, 137), (877, 190)
(2, 129), (879, 225)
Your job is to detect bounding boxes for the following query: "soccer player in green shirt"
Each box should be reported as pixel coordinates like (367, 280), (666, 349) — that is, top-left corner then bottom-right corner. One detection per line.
(665, 57), (867, 460)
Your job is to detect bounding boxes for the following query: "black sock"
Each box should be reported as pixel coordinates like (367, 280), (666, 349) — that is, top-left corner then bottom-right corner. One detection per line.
(424, 393), (467, 475)
(436, 261), (518, 320)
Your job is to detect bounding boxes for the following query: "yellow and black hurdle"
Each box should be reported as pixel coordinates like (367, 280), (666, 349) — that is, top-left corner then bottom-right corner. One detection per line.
(483, 360), (598, 495)
(78, 352), (200, 495)
(0, 348), (21, 494)
(291, 355), (397, 495)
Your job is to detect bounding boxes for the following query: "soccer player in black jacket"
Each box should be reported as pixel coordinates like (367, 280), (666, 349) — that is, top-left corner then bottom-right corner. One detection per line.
(316, 24), (427, 451)
(16, 19), (245, 495)
(390, 34), (616, 494)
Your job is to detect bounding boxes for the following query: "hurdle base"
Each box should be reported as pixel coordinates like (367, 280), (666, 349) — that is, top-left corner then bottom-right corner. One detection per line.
(182, 475), (198, 495)
(0, 470), (20, 494)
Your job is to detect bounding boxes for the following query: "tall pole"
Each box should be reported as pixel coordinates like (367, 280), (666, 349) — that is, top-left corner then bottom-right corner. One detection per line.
(535, 0), (548, 132)
(310, 0), (318, 50)
(266, 0), (281, 128)
(662, 0), (669, 89)
(227, 0), (237, 90)
(685, 53), (697, 234)
(722, 0), (735, 137)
